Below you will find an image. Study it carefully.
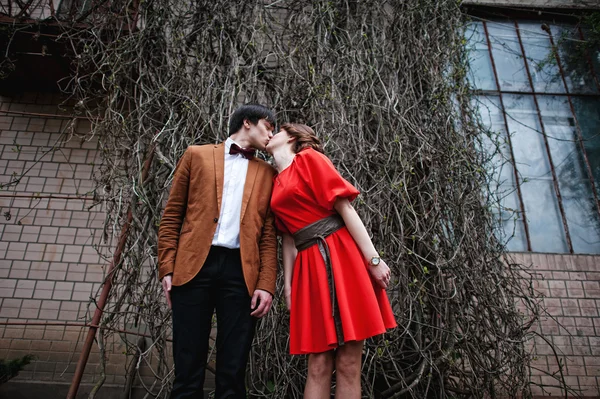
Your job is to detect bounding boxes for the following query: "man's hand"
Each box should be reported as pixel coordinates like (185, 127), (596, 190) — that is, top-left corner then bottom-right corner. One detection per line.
(162, 274), (173, 308)
(367, 259), (391, 289)
(250, 289), (273, 318)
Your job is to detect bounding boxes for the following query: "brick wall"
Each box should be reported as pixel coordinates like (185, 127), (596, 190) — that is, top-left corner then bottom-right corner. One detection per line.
(514, 253), (600, 397)
(0, 92), (143, 390)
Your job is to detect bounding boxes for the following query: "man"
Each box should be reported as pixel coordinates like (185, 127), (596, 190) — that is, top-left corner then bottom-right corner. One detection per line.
(157, 104), (278, 399)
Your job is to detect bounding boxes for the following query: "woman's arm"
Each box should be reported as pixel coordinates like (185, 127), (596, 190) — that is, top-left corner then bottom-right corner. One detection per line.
(334, 197), (391, 288)
(282, 233), (298, 310)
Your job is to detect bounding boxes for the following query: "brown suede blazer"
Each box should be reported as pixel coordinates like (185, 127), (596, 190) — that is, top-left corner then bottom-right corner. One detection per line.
(157, 143), (277, 296)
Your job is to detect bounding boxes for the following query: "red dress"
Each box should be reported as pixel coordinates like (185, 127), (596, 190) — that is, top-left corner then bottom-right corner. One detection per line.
(271, 148), (397, 355)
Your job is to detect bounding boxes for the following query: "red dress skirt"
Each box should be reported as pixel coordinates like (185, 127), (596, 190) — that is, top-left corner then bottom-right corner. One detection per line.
(270, 148), (397, 355)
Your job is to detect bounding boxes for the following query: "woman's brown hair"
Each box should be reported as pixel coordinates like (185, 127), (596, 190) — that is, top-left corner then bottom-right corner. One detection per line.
(281, 123), (324, 154)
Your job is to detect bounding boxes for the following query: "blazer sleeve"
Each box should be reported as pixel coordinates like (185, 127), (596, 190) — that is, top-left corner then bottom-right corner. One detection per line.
(255, 183), (278, 296)
(157, 148), (192, 280)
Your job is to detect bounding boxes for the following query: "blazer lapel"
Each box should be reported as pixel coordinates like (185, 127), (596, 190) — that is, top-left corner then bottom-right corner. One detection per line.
(214, 143), (225, 214)
(241, 159), (259, 222)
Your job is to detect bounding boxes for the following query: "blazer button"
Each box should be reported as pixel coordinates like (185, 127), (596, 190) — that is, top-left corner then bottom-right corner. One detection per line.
(213, 218), (218, 223)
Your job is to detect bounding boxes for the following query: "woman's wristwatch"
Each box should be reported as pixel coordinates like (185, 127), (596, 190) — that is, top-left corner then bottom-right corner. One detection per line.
(368, 256), (381, 266)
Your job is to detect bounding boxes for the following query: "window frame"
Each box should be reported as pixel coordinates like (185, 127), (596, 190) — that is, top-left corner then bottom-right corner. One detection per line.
(467, 12), (600, 253)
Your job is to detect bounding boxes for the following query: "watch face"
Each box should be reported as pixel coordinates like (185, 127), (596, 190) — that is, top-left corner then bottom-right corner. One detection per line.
(371, 257), (380, 266)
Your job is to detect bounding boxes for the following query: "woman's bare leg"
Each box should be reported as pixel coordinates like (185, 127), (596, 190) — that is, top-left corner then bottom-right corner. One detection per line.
(334, 340), (363, 399)
(304, 350), (334, 399)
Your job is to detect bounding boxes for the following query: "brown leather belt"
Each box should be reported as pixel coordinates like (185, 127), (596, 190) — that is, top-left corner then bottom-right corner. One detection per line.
(293, 213), (345, 346)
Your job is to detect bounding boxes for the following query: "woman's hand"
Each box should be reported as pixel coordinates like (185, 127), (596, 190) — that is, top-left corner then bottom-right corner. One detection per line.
(368, 259), (391, 289)
(284, 286), (292, 311)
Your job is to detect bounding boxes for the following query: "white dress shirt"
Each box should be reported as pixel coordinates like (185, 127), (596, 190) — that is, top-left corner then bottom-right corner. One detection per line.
(212, 138), (249, 248)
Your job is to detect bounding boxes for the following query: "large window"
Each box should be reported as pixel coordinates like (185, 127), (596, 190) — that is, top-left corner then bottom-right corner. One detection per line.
(467, 18), (600, 254)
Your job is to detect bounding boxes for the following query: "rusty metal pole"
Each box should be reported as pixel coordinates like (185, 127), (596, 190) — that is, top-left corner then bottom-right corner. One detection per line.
(67, 145), (155, 399)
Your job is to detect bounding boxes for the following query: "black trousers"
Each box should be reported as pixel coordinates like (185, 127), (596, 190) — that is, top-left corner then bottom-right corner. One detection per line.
(170, 246), (256, 399)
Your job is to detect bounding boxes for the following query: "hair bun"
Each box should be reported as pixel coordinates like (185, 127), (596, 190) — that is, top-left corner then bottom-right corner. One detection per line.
(281, 123), (324, 154)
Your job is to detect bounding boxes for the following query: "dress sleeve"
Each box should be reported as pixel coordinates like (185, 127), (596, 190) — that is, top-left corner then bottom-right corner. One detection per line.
(295, 149), (360, 210)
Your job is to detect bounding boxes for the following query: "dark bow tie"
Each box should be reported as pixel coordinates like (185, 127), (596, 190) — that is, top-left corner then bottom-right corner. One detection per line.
(229, 143), (255, 160)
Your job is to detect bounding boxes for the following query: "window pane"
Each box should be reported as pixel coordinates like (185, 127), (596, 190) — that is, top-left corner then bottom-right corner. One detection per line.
(518, 21), (565, 94)
(503, 94), (551, 179)
(573, 97), (600, 197)
(487, 22), (530, 92)
(539, 95), (600, 254)
(581, 28), (600, 90)
(466, 22), (496, 91)
(503, 93), (568, 252)
(475, 95), (527, 251)
(554, 25), (600, 95)
(521, 179), (569, 253)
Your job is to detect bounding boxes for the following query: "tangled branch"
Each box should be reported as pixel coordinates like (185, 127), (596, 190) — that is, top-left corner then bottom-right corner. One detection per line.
(40, 0), (554, 397)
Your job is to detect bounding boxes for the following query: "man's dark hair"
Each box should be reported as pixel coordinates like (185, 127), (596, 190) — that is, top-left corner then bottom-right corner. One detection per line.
(228, 104), (276, 136)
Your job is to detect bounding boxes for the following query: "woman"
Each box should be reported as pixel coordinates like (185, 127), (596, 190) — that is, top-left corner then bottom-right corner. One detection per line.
(266, 123), (397, 398)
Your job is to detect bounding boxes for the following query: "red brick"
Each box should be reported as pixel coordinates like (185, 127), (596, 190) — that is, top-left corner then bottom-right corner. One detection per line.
(568, 289), (585, 298)
(585, 365), (600, 377)
(551, 271), (569, 279)
(552, 336), (571, 346)
(564, 364), (585, 375)
(42, 329), (64, 340)
(584, 289), (600, 298)
(6, 349), (31, 359)
(33, 371), (55, 381)
(585, 272), (600, 280)
(575, 327), (596, 336)
(534, 344), (554, 356)
(549, 288), (568, 297)
(30, 340), (51, 351)
(21, 327), (44, 341)
(3, 327), (24, 338)
(45, 351), (73, 363)
(13, 370), (34, 380)
(34, 361), (56, 372)
(573, 346), (592, 356)
(48, 341), (72, 352)
(544, 297), (561, 307)
(573, 255), (590, 271)
(579, 376), (599, 387)
(552, 345), (573, 356)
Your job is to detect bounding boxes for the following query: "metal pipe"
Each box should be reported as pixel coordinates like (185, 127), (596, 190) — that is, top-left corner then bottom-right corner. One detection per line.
(482, 21), (532, 251)
(66, 145), (155, 399)
(514, 21), (573, 253)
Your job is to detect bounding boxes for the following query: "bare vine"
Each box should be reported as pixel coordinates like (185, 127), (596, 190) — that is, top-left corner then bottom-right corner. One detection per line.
(3, 0), (568, 397)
